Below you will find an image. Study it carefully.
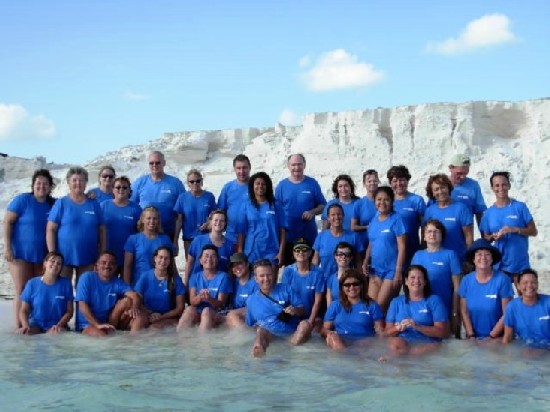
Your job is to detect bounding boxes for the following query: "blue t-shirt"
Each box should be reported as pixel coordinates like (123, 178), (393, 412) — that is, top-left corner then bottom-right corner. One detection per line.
(275, 176), (326, 244)
(87, 188), (114, 203)
(232, 277), (259, 309)
(353, 196), (377, 247)
(245, 284), (303, 336)
(423, 201), (473, 260)
(326, 272), (341, 303)
(394, 193), (426, 264)
(280, 264), (325, 316)
(480, 199), (534, 273)
(368, 212), (406, 279)
(321, 198), (360, 231)
(75, 271), (131, 331)
(124, 232), (174, 286)
(505, 294), (550, 348)
(7, 193), (53, 263)
(217, 179), (249, 243)
(189, 270), (232, 312)
(48, 196), (104, 266)
(20, 276), (73, 330)
(101, 200), (142, 266)
(238, 200), (287, 263)
(458, 271), (514, 337)
(324, 300), (384, 339)
(130, 174), (185, 238)
(386, 294), (448, 342)
(451, 177), (487, 216)
(187, 234), (235, 276)
(134, 269), (186, 314)
(313, 229), (364, 280)
(173, 190), (217, 240)
(411, 248), (461, 315)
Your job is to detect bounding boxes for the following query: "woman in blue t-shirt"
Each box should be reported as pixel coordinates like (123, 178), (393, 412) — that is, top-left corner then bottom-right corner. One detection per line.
(4, 169), (56, 327)
(18, 251), (73, 335)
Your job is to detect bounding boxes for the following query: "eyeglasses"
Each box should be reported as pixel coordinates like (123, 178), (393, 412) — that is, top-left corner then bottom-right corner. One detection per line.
(188, 179), (202, 184)
(149, 161), (162, 166)
(335, 251), (352, 257)
(342, 282), (361, 288)
(101, 174), (115, 179)
(293, 248), (310, 254)
(114, 186), (129, 190)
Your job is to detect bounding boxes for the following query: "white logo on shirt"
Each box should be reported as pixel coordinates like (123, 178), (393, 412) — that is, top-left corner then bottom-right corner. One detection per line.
(306, 286), (315, 290)
(506, 215), (518, 220)
(485, 294), (497, 299)
(84, 211), (95, 215)
(55, 296), (65, 300)
(381, 229), (390, 233)
(278, 300), (285, 305)
(458, 195), (470, 200)
(403, 207), (414, 211)
(539, 315), (550, 321)
(123, 215), (135, 220)
(109, 293), (117, 297)
(433, 261), (444, 266)
(419, 309), (428, 313)
(266, 211), (275, 215)
(160, 189), (172, 193)
(359, 311), (370, 315)
(302, 191), (312, 194)
(444, 217), (456, 222)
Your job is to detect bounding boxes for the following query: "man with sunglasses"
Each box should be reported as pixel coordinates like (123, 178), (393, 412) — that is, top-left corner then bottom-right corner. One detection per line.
(131, 151), (185, 243)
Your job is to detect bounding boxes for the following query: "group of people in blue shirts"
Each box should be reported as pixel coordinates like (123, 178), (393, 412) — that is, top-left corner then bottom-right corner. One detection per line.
(4, 150), (548, 358)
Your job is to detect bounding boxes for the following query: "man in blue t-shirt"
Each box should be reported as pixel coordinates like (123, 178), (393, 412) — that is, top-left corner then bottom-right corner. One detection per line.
(131, 151), (185, 242)
(217, 154), (251, 244)
(275, 154), (326, 265)
(448, 154), (487, 228)
(76, 252), (147, 336)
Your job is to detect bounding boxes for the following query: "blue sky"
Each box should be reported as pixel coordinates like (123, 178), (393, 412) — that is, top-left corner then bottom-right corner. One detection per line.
(1, 1), (549, 164)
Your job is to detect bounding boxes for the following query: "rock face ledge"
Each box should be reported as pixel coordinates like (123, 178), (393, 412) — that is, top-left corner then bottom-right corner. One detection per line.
(1, 98), (549, 276)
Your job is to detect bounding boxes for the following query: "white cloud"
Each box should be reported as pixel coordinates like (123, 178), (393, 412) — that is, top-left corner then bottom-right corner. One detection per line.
(300, 49), (385, 91)
(426, 14), (517, 55)
(124, 91), (149, 101)
(0, 103), (56, 142)
(278, 108), (302, 126)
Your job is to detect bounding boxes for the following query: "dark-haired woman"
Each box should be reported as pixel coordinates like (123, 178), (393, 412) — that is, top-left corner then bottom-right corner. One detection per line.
(423, 174), (473, 261)
(387, 165), (426, 265)
(322, 174), (360, 231)
(411, 219), (462, 336)
(134, 246), (186, 328)
(322, 269), (384, 350)
(383, 265), (449, 357)
(237, 172), (286, 273)
(458, 239), (514, 339)
(503, 269), (550, 348)
(4, 169), (56, 326)
(363, 186), (406, 313)
(480, 171), (537, 290)
(351, 169), (379, 247)
(326, 242), (355, 307)
(17, 252), (73, 335)
(101, 176), (142, 274)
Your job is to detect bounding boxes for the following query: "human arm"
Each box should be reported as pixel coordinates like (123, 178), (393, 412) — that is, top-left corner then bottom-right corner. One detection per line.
(173, 214), (182, 256)
(460, 297), (475, 339)
(123, 291), (143, 319)
(502, 325), (515, 344)
(184, 255), (194, 286)
(311, 251), (320, 267)
(351, 217), (367, 233)
(196, 289), (228, 310)
(49, 300), (74, 332)
(78, 301), (115, 330)
(155, 295), (185, 321)
(401, 318), (449, 339)
(321, 320), (335, 338)
(393, 234), (407, 287)
(488, 297), (511, 339)
(18, 301), (32, 331)
(98, 224), (106, 253)
(308, 293), (323, 324)
(302, 204), (324, 221)
(46, 221), (58, 252)
(277, 228), (286, 267)
(495, 220), (538, 239)
(3, 211), (18, 261)
(122, 252), (134, 285)
(462, 224), (473, 249)
(362, 243), (372, 274)
(451, 274), (461, 337)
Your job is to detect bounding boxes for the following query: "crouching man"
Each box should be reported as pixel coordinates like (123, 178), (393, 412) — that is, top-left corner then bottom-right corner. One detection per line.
(76, 251), (147, 336)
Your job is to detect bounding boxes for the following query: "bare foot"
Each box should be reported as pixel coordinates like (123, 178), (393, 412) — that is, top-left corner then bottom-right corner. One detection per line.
(252, 343), (266, 358)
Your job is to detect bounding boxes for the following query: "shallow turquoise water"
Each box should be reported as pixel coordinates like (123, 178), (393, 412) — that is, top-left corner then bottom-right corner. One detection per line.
(0, 302), (549, 411)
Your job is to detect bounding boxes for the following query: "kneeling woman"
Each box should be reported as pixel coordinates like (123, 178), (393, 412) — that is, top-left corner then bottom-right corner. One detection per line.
(17, 252), (73, 335)
(177, 245), (232, 332)
(246, 259), (309, 357)
(226, 253), (259, 328)
(322, 269), (384, 351)
(135, 246), (186, 329)
(503, 269), (550, 349)
(383, 265), (449, 357)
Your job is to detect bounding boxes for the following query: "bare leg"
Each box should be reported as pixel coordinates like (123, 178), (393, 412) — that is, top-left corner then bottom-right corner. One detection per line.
(252, 327), (274, 357)
(198, 307), (216, 333)
(183, 240), (192, 260)
(368, 275), (381, 302)
(326, 332), (346, 351)
(376, 279), (395, 313)
(290, 320), (313, 345)
(150, 318), (179, 329)
(8, 259), (36, 327)
(109, 298), (132, 329)
(128, 312), (148, 334)
(226, 308), (246, 329)
(177, 306), (199, 331)
(82, 326), (111, 337)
